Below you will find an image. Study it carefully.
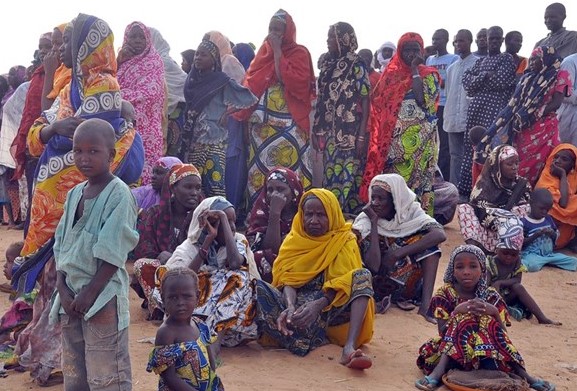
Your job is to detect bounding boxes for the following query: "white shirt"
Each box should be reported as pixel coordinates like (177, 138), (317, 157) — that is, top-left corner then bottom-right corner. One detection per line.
(444, 54), (478, 133)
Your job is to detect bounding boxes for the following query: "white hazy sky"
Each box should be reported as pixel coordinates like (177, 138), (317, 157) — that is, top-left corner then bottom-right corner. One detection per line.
(1, 0), (574, 74)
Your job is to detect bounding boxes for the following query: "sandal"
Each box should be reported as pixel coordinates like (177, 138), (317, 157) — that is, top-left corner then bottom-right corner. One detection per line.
(415, 375), (439, 390)
(530, 379), (556, 391)
(376, 295), (392, 314)
(343, 349), (372, 370)
(396, 299), (416, 311)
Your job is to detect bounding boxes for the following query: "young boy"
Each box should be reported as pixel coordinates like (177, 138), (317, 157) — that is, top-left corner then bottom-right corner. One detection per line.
(2, 241), (23, 291)
(521, 188), (577, 272)
(50, 118), (139, 390)
(486, 225), (561, 325)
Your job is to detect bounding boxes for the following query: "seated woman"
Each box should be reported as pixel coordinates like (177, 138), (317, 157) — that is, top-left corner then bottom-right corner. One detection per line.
(245, 167), (303, 282)
(536, 143), (577, 250)
(458, 145), (531, 254)
(415, 245), (555, 391)
(352, 174), (446, 323)
(255, 189), (375, 370)
(131, 156), (182, 211)
(132, 164), (202, 319)
(161, 196), (260, 353)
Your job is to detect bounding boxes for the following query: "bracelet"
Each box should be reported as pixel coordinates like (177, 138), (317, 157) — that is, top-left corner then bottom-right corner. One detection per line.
(357, 136), (366, 141)
(412, 74), (420, 79)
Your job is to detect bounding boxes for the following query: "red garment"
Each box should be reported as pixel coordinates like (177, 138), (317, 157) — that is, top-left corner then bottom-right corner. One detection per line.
(10, 65), (45, 180)
(368, 70), (380, 89)
(235, 10), (315, 132)
(472, 161), (483, 187)
(360, 33), (439, 202)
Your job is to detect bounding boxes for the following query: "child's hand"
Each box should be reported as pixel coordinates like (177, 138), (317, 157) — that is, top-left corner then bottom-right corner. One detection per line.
(71, 288), (98, 316)
(3, 260), (13, 280)
(60, 287), (81, 318)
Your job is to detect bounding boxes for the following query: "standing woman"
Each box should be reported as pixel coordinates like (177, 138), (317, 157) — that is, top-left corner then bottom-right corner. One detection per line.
(237, 9), (315, 209)
(362, 33), (440, 215)
(118, 21), (166, 184)
(477, 46), (571, 186)
(313, 22), (370, 216)
(180, 40), (256, 198)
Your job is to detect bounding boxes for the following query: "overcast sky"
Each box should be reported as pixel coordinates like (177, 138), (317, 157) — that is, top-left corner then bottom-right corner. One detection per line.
(1, 0), (573, 74)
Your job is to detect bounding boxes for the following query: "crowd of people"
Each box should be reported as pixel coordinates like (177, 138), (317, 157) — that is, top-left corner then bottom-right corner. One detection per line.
(0, 2), (576, 390)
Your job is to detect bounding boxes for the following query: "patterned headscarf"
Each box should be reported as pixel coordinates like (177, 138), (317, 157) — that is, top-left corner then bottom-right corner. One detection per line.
(361, 32), (439, 201)
(444, 245), (489, 300)
(476, 46), (566, 164)
(496, 220), (525, 251)
(168, 163), (201, 186)
(204, 31), (245, 82)
(246, 167), (304, 237)
(314, 22), (368, 150)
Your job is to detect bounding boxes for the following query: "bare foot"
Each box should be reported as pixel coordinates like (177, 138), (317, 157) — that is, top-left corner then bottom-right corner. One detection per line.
(418, 309), (437, 325)
(539, 318), (562, 326)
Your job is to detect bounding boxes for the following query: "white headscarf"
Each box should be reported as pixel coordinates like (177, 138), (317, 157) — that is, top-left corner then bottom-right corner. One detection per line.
(353, 174), (438, 239)
(148, 27), (187, 114)
(0, 81), (30, 168)
(377, 41), (397, 71)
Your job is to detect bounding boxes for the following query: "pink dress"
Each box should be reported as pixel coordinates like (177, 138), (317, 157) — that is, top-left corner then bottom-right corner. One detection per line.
(118, 21), (166, 184)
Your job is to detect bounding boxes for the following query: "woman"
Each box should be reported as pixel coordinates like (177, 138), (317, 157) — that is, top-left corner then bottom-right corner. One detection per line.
(131, 156), (182, 211)
(12, 14), (144, 385)
(1, 66), (26, 108)
(458, 145), (531, 254)
(477, 46), (571, 186)
(163, 196), (260, 350)
(255, 188), (374, 369)
(536, 143), (577, 249)
(236, 9), (315, 209)
(180, 40), (256, 197)
(233, 43), (256, 71)
(118, 21), (165, 184)
(132, 164), (202, 319)
(246, 167), (303, 282)
(180, 49), (195, 74)
(362, 32), (440, 216)
(314, 22), (369, 215)
(353, 174), (446, 323)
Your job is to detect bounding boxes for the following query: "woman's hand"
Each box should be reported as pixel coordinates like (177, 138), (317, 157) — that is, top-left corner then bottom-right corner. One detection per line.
(54, 117), (84, 138)
(266, 32), (282, 54)
(117, 46), (137, 64)
(200, 211), (220, 241)
(362, 204), (379, 224)
(410, 56), (424, 71)
(43, 50), (60, 75)
(269, 191), (287, 217)
(157, 251), (172, 265)
(550, 164), (566, 179)
(276, 305), (295, 336)
(290, 299), (324, 330)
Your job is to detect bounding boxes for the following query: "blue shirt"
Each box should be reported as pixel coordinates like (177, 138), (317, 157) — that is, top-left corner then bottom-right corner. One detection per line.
(426, 53), (460, 106)
(444, 54), (479, 133)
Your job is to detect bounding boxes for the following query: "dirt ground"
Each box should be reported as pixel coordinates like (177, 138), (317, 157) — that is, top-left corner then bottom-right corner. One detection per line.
(0, 220), (576, 391)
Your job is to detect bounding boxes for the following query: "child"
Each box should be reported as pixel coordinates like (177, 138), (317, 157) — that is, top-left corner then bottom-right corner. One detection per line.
(2, 241), (23, 292)
(521, 188), (577, 272)
(487, 223), (561, 325)
(468, 125), (486, 186)
(146, 267), (224, 391)
(0, 166), (15, 227)
(50, 118), (139, 390)
(415, 245), (555, 391)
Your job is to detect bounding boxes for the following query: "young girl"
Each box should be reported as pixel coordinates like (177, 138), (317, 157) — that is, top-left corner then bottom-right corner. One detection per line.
(147, 267), (224, 391)
(415, 245), (555, 391)
(487, 223), (562, 325)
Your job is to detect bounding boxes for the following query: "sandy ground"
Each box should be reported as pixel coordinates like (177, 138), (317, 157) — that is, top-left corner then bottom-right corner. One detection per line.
(0, 220), (576, 391)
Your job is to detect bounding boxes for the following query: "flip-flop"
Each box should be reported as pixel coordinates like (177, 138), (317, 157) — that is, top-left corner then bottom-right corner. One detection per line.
(396, 299), (416, 311)
(376, 295), (392, 314)
(37, 371), (64, 387)
(530, 379), (556, 391)
(415, 375), (439, 390)
(344, 349), (372, 370)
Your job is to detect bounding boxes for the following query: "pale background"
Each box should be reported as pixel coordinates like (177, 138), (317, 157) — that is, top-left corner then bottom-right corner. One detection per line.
(1, 0), (575, 75)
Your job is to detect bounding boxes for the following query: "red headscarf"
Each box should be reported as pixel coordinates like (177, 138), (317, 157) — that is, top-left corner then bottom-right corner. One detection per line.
(360, 32), (439, 201)
(236, 9), (315, 132)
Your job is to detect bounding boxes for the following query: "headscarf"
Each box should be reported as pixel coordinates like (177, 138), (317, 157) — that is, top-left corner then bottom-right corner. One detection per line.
(443, 245), (489, 300)
(131, 156), (182, 210)
(40, 32), (53, 41)
(205, 31), (245, 83)
(476, 46), (566, 164)
(353, 174), (438, 239)
(47, 23), (73, 100)
(158, 156), (182, 171)
(272, 188), (363, 309)
(1, 66), (26, 105)
(233, 43), (255, 71)
(536, 143), (577, 227)
(0, 82), (30, 169)
(361, 32), (440, 201)
(246, 167), (304, 237)
(183, 40), (229, 118)
(470, 145), (530, 209)
(313, 22), (368, 149)
(496, 221), (524, 251)
(237, 9), (315, 132)
(149, 27), (187, 113)
(377, 41), (396, 69)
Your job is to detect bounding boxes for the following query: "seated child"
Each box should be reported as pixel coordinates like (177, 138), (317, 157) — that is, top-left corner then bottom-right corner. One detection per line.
(147, 267), (224, 391)
(487, 223), (561, 325)
(1, 241), (23, 293)
(521, 188), (577, 272)
(50, 119), (139, 389)
(415, 245), (555, 391)
(468, 125), (486, 186)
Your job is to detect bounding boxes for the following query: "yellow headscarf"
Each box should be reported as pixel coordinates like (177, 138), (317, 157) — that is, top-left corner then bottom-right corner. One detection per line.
(272, 188), (363, 309)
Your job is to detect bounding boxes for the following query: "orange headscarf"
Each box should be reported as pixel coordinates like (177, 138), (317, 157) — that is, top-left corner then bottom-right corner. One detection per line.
(47, 23), (72, 100)
(536, 143), (577, 227)
(360, 32), (439, 202)
(236, 9), (315, 132)
(272, 188), (363, 309)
